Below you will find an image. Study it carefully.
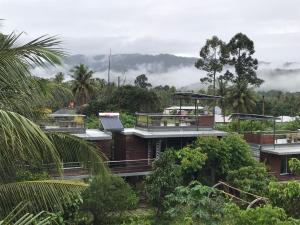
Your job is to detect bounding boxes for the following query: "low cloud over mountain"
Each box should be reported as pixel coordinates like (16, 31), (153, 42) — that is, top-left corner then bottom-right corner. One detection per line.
(32, 54), (300, 92)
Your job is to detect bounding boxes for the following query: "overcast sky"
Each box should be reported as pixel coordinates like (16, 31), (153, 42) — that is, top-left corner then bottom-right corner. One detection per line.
(1, 0), (300, 62)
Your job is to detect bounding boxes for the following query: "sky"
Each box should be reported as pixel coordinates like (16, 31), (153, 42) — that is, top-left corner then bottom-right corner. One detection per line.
(1, 0), (300, 62)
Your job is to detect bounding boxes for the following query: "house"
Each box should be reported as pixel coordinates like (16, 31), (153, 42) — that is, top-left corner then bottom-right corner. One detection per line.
(111, 92), (227, 162)
(231, 113), (300, 180)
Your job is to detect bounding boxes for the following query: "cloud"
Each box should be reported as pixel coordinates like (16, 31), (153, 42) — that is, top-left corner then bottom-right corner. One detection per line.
(1, 0), (299, 62)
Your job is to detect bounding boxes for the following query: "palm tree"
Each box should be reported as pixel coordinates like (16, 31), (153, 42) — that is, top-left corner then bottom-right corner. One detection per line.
(71, 64), (94, 106)
(53, 72), (64, 84)
(0, 28), (107, 217)
(227, 81), (258, 113)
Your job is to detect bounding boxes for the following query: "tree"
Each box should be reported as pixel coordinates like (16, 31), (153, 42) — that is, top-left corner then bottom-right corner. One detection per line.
(227, 80), (259, 113)
(227, 165), (274, 196)
(225, 33), (264, 113)
(216, 75), (229, 122)
(222, 134), (255, 171)
(71, 64), (94, 106)
(195, 36), (227, 120)
(268, 181), (300, 218)
(165, 182), (226, 225)
(110, 85), (161, 113)
(134, 74), (152, 88)
(288, 158), (300, 175)
(145, 150), (182, 216)
(53, 72), (64, 84)
(224, 204), (300, 225)
(195, 36), (227, 96)
(0, 27), (107, 216)
(82, 175), (138, 224)
(176, 146), (207, 184)
(194, 136), (229, 184)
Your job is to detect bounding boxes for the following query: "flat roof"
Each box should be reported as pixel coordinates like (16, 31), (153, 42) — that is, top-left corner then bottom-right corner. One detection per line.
(72, 129), (112, 141)
(230, 113), (279, 121)
(165, 106), (204, 110)
(261, 144), (300, 155)
(121, 128), (227, 138)
(173, 92), (222, 100)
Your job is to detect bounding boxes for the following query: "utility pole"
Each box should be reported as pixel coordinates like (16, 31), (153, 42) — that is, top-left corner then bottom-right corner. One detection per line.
(107, 48), (111, 84)
(117, 76), (120, 87)
(262, 95), (265, 115)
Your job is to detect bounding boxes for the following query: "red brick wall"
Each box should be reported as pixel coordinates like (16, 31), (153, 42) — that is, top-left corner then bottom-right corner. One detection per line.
(198, 115), (214, 128)
(260, 152), (281, 177)
(244, 133), (274, 145)
(125, 135), (148, 160)
(114, 134), (148, 160)
(114, 133), (126, 160)
(91, 140), (112, 160)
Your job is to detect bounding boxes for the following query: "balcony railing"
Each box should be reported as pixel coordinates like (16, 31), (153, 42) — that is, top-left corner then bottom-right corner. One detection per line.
(135, 113), (214, 131)
(41, 116), (86, 134)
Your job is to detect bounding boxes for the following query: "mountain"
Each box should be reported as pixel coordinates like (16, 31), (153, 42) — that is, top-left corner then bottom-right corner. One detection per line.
(64, 53), (197, 74)
(31, 54), (300, 91)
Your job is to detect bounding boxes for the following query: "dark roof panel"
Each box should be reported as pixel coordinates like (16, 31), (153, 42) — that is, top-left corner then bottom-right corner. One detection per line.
(173, 92), (222, 100)
(230, 113), (280, 121)
(100, 116), (124, 131)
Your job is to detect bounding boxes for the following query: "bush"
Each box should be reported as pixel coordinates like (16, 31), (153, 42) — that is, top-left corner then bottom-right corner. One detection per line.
(268, 181), (300, 219)
(224, 204), (300, 225)
(227, 165), (275, 196)
(222, 133), (255, 171)
(82, 175), (138, 224)
(145, 150), (182, 216)
(288, 158), (300, 175)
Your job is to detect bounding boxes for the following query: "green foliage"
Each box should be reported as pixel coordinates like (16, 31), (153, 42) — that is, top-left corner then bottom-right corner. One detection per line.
(0, 202), (57, 225)
(134, 74), (152, 88)
(224, 204), (300, 225)
(152, 85), (176, 110)
(71, 64), (94, 106)
(0, 180), (87, 217)
(194, 136), (229, 184)
(120, 113), (136, 128)
(195, 36), (227, 95)
(15, 169), (50, 182)
(165, 182), (226, 225)
(224, 33), (263, 113)
(176, 146), (207, 183)
(53, 72), (65, 84)
(53, 195), (93, 225)
(82, 175), (138, 224)
(145, 150), (183, 215)
(227, 165), (274, 196)
(222, 133), (255, 171)
(289, 158), (300, 175)
(111, 85), (161, 113)
(268, 181), (300, 218)
(85, 116), (99, 129)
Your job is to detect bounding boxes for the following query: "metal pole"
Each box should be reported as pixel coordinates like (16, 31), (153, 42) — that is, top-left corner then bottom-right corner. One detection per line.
(179, 98), (182, 115)
(273, 119), (276, 149)
(262, 95), (265, 115)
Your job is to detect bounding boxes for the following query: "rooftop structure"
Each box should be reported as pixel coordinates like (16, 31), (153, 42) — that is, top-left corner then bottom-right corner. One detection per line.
(232, 113), (300, 180)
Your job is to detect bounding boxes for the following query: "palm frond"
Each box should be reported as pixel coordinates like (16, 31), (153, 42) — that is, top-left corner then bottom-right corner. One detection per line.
(0, 180), (87, 217)
(0, 32), (65, 116)
(46, 132), (108, 176)
(0, 202), (56, 225)
(0, 110), (61, 182)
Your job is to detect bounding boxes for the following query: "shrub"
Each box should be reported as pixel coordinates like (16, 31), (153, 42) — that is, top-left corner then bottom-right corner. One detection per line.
(82, 175), (138, 224)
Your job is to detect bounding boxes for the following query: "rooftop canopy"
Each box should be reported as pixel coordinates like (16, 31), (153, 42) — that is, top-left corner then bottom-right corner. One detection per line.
(230, 113), (280, 121)
(173, 92), (222, 100)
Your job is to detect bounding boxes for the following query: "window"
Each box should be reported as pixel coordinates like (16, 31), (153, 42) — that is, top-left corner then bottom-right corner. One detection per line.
(280, 155), (292, 175)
